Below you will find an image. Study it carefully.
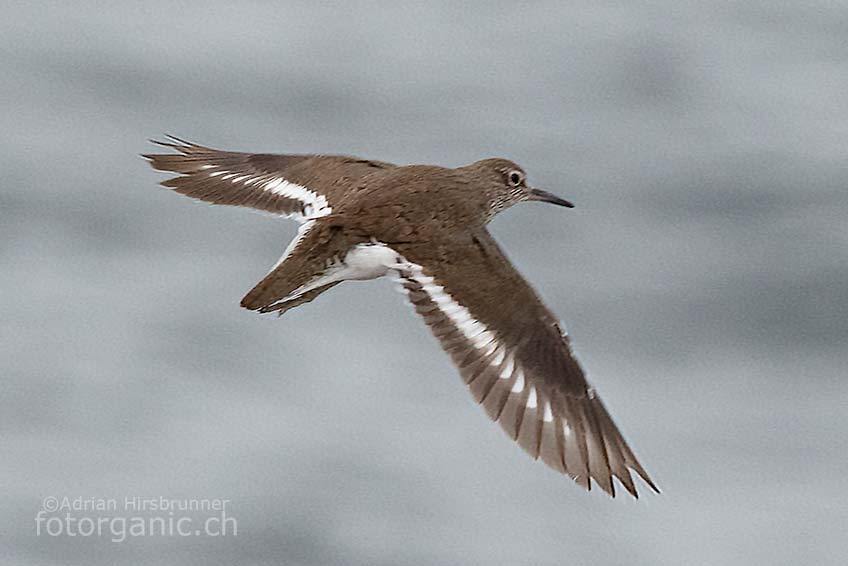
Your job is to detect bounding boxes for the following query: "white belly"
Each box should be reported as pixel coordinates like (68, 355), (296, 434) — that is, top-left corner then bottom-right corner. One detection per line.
(280, 242), (402, 304)
(342, 243), (401, 280)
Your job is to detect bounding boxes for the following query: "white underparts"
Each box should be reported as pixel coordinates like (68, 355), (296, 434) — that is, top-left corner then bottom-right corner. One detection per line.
(342, 244), (401, 281)
(271, 243), (400, 309)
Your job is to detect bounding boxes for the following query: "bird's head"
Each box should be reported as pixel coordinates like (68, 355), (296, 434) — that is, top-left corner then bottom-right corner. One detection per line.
(462, 158), (573, 220)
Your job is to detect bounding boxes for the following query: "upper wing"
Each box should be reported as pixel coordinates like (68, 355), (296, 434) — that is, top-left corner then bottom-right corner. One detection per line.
(393, 230), (658, 497)
(143, 136), (395, 222)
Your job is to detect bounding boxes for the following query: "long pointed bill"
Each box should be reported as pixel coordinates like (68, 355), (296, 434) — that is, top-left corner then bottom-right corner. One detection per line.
(528, 188), (574, 208)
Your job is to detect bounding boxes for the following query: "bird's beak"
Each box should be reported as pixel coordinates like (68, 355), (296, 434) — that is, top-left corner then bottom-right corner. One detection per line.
(527, 188), (574, 208)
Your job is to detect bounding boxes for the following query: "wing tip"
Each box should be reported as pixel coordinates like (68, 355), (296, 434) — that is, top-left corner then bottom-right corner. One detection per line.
(145, 134), (205, 153)
(636, 469), (661, 495)
(568, 467), (658, 499)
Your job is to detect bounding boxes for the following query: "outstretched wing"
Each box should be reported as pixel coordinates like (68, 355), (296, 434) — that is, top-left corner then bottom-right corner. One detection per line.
(392, 230), (658, 498)
(143, 136), (395, 222)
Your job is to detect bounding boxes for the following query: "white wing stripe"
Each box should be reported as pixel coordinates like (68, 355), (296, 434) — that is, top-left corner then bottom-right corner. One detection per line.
(397, 257), (537, 397)
(543, 400), (554, 422)
(200, 172), (332, 220)
(264, 178), (331, 219)
(511, 369), (525, 393)
(490, 345), (506, 367)
(401, 262), (500, 350)
(527, 386), (538, 409)
(499, 355), (514, 379)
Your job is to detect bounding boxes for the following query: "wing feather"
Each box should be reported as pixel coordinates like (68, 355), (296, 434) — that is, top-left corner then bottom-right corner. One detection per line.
(143, 136), (395, 222)
(393, 231), (657, 497)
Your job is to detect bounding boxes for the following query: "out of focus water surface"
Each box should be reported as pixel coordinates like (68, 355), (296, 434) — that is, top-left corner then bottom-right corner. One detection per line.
(3, 2), (847, 565)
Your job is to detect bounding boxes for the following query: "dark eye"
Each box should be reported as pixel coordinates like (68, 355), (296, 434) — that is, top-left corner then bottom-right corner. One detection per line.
(508, 171), (523, 186)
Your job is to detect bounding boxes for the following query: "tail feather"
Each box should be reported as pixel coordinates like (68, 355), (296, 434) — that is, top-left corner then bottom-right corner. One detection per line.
(240, 221), (353, 314)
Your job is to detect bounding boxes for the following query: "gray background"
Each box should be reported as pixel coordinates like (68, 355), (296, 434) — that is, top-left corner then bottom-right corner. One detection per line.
(3, 1), (847, 565)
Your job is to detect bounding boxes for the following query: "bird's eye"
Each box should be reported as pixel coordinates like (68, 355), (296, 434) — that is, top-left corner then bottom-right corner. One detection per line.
(508, 171), (523, 186)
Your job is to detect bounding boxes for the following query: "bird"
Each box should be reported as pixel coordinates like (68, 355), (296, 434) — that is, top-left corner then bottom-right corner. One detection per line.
(143, 135), (658, 498)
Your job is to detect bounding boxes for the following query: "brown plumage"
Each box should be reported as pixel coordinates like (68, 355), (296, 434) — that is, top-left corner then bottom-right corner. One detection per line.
(144, 136), (658, 498)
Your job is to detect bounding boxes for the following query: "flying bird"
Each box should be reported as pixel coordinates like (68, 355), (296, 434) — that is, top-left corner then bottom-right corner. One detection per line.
(144, 136), (658, 497)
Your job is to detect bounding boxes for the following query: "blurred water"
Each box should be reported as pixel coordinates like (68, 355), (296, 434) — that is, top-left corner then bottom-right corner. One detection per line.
(2, 2), (847, 565)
